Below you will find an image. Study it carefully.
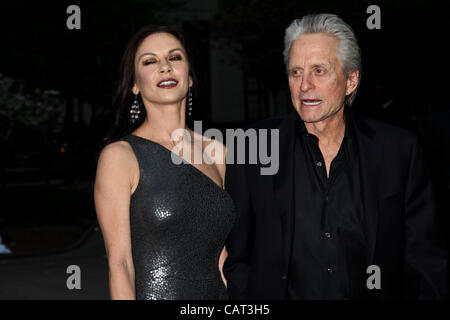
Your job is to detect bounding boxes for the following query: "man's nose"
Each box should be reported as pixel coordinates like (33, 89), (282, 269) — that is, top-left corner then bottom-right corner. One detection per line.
(300, 73), (314, 92)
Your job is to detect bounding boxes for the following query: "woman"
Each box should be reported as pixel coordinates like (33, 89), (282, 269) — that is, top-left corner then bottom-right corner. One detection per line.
(94, 25), (235, 300)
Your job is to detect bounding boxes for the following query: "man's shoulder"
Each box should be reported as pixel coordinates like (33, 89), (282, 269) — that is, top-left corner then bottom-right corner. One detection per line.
(352, 113), (417, 144)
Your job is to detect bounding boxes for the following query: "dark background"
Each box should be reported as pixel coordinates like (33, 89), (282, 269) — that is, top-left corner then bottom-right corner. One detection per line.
(0, 0), (448, 297)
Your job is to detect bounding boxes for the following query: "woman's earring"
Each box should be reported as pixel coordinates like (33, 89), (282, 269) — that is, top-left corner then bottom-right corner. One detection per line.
(130, 93), (141, 123)
(187, 87), (193, 116)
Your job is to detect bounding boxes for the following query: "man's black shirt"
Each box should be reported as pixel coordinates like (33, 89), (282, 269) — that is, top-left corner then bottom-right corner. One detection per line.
(287, 112), (369, 299)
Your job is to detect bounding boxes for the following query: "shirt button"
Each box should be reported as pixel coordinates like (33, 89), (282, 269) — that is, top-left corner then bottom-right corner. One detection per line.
(327, 267), (334, 274)
(325, 196), (329, 201)
(316, 161), (322, 167)
(281, 275), (287, 280)
(324, 232), (332, 238)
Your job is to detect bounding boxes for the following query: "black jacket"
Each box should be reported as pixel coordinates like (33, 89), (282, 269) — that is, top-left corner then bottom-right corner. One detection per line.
(223, 110), (448, 300)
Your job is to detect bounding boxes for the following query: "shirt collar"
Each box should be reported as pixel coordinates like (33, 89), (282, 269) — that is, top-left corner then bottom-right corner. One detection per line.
(295, 107), (354, 140)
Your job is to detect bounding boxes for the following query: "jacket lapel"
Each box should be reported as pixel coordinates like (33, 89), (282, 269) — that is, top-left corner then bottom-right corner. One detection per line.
(273, 111), (382, 267)
(273, 111), (297, 270)
(351, 113), (383, 264)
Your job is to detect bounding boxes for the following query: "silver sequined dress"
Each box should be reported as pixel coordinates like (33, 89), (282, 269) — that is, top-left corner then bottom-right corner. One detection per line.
(121, 134), (235, 300)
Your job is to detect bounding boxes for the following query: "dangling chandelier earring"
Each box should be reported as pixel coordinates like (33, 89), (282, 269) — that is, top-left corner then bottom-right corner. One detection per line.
(130, 93), (141, 123)
(187, 87), (193, 116)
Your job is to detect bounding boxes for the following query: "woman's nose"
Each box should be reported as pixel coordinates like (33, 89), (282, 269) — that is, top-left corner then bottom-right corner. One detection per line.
(159, 60), (172, 73)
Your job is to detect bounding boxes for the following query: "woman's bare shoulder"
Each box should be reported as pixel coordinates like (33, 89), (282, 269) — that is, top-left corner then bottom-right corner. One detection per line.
(97, 140), (138, 177)
(99, 140), (135, 161)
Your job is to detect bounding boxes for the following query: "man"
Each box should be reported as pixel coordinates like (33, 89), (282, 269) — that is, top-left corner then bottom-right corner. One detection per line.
(223, 13), (448, 299)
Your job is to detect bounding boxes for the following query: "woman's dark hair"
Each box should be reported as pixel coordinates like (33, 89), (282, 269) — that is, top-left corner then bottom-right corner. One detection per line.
(103, 25), (197, 145)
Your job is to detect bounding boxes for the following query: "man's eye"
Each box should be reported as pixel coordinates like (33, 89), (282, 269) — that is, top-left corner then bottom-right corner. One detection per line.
(316, 68), (325, 74)
(290, 69), (301, 76)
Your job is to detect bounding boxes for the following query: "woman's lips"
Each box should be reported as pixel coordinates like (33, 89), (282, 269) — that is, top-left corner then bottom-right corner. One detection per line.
(157, 78), (178, 88)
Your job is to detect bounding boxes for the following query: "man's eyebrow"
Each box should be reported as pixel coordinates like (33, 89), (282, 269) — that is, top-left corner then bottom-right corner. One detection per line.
(289, 65), (302, 70)
(137, 48), (185, 61)
(312, 63), (328, 68)
(289, 63), (330, 70)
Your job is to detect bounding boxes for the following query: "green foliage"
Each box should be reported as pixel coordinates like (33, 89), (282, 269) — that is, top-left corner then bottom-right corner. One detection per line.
(0, 74), (65, 143)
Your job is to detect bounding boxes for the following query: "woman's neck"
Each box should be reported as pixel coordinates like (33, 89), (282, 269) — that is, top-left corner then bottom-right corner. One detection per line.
(136, 101), (188, 143)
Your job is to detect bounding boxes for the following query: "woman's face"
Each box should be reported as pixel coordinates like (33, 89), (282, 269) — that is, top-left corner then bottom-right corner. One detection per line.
(132, 32), (192, 108)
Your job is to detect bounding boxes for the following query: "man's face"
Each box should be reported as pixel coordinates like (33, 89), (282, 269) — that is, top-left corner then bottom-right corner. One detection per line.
(288, 33), (358, 123)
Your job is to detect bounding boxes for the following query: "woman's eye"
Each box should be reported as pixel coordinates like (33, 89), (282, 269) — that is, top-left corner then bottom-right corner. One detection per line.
(169, 55), (182, 61)
(143, 59), (156, 66)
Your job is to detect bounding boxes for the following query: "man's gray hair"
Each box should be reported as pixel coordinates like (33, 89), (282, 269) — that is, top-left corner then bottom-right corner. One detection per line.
(283, 13), (361, 106)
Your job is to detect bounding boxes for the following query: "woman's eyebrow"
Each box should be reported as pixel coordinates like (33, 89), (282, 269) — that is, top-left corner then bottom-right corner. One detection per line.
(168, 48), (184, 54)
(137, 48), (184, 61)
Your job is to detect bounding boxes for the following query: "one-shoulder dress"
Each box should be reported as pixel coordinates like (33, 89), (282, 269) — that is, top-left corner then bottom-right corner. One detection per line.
(121, 134), (235, 300)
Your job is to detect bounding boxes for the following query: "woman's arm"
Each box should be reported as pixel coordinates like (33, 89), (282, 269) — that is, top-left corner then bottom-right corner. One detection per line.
(94, 141), (138, 300)
(218, 246), (228, 287)
(216, 143), (229, 287)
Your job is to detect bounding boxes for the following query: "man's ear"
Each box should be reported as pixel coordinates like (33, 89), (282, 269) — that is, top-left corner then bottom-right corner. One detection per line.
(345, 70), (359, 96)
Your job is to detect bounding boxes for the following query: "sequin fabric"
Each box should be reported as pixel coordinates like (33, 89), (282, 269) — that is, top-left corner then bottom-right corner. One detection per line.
(121, 135), (235, 300)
